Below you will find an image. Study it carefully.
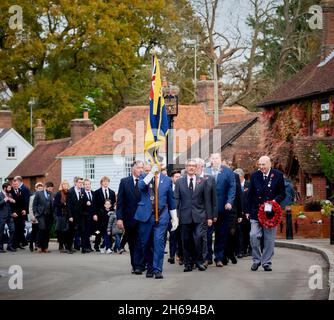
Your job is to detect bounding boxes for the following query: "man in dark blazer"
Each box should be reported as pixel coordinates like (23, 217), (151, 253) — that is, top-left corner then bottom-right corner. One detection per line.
(33, 182), (55, 252)
(234, 168), (251, 257)
(11, 176), (30, 249)
(66, 176), (85, 253)
(80, 179), (95, 253)
(93, 176), (116, 252)
(116, 160), (144, 273)
(196, 158), (217, 266)
(175, 159), (213, 272)
(247, 156), (285, 272)
(209, 163), (236, 267)
(0, 183), (16, 252)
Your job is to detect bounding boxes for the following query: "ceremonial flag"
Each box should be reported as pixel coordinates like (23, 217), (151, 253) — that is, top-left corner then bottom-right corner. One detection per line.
(144, 54), (169, 166)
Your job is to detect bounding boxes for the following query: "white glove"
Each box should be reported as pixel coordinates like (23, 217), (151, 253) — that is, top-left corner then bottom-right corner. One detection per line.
(151, 164), (159, 173)
(143, 172), (154, 185)
(169, 209), (179, 231)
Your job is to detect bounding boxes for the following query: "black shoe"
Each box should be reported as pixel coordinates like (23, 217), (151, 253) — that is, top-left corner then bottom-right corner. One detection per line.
(146, 271), (154, 278)
(18, 245), (25, 250)
(29, 244), (34, 252)
(196, 263), (207, 271)
(119, 248), (126, 254)
(81, 249), (88, 254)
(251, 262), (261, 271)
(94, 248), (100, 252)
(229, 255), (237, 264)
(0, 248), (6, 253)
(6, 247), (16, 252)
(67, 250), (75, 254)
(85, 248), (93, 253)
(184, 265), (193, 272)
(237, 253), (243, 259)
(168, 257), (175, 264)
(222, 257), (228, 265)
(155, 272), (163, 279)
(263, 265), (272, 272)
(134, 268), (143, 275)
(178, 259), (183, 266)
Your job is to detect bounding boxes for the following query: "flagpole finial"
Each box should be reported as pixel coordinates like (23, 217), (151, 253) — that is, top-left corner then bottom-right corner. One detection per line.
(150, 48), (157, 56)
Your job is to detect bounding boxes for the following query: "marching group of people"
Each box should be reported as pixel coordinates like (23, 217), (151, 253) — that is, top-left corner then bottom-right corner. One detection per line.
(0, 153), (286, 279)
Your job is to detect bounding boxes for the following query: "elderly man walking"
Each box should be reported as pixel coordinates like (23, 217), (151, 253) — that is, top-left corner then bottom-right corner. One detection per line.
(247, 156), (285, 271)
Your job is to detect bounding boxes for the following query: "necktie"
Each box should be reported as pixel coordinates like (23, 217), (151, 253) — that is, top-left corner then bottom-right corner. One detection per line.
(105, 189), (108, 199)
(77, 191), (80, 200)
(87, 192), (91, 201)
(134, 178), (140, 197)
(189, 178), (194, 191)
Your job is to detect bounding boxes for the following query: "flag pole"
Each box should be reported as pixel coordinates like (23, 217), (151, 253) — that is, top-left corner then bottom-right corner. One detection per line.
(154, 170), (159, 224)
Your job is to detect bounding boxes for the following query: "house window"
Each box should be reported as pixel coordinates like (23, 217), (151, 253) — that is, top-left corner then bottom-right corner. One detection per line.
(125, 156), (135, 177)
(84, 158), (95, 180)
(321, 101), (330, 122)
(7, 147), (16, 158)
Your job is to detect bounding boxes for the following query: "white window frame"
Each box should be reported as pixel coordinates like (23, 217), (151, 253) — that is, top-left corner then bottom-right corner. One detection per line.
(7, 146), (16, 159)
(84, 158), (95, 180)
(124, 155), (135, 177)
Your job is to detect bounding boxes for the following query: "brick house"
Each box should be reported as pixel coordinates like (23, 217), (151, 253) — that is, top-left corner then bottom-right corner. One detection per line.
(8, 111), (94, 190)
(257, 0), (334, 200)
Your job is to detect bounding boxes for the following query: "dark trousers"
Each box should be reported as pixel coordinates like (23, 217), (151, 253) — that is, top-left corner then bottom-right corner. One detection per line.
(212, 212), (237, 262)
(167, 221), (177, 258)
(66, 222), (76, 250)
(181, 223), (203, 267)
(30, 223), (39, 248)
(241, 218), (251, 253)
(57, 231), (67, 249)
(0, 215), (15, 249)
(38, 229), (51, 250)
(79, 215), (90, 249)
(13, 216), (26, 247)
(125, 224), (141, 270)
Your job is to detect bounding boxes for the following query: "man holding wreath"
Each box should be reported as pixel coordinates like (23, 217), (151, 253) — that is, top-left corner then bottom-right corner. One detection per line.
(247, 156), (285, 272)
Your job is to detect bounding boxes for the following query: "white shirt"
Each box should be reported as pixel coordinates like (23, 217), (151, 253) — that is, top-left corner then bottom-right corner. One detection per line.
(75, 187), (81, 200)
(187, 175), (196, 191)
(85, 190), (92, 200)
(263, 169), (271, 179)
(103, 187), (109, 199)
(132, 175), (139, 187)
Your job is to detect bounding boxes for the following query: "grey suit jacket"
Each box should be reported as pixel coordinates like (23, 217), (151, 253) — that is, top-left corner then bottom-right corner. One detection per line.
(174, 175), (212, 224)
(33, 190), (54, 230)
(0, 192), (12, 218)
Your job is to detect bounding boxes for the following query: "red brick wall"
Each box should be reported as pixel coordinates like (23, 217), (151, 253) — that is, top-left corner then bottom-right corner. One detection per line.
(312, 175), (327, 199)
(322, 4), (334, 57)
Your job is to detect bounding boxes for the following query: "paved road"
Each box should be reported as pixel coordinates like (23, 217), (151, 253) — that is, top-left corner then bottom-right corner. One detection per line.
(0, 245), (329, 300)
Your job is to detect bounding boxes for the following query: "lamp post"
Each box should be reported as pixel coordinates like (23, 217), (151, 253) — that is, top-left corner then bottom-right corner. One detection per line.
(28, 97), (36, 145)
(163, 82), (179, 176)
(184, 37), (199, 102)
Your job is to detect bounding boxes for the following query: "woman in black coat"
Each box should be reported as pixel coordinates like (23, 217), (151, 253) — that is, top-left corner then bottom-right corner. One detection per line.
(54, 181), (70, 253)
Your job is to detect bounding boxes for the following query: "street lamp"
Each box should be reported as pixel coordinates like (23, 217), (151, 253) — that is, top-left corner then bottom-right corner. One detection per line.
(163, 82), (179, 176)
(28, 97), (36, 145)
(184, 37), (199, 102)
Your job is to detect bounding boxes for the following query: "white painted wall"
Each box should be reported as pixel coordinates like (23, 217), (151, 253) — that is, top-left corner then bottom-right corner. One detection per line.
(0, 129), (33, 185)
(60, 152), (186, 194)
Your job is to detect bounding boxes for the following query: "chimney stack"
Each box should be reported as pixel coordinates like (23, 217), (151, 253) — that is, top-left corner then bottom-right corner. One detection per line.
(70, 111), (94, 144)
(196, 78), (223, 114)
(0, 110), (13, 129)
(33, 119), (45, 146)
(321, 0), (334, 58)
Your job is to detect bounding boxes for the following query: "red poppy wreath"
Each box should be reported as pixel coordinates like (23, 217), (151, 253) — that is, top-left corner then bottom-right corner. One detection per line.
(258, 200), (282, 229)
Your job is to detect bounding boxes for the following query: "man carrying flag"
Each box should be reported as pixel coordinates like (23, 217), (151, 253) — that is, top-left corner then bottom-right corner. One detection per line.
(134, 55), (178, 279)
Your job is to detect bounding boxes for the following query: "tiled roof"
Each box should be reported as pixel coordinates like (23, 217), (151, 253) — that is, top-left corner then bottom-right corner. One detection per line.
(8, 138), (71, 178)
(258, 51), (334, 107)
(58, 104), (254, 157)
(174, 117), (258, 167)
(0, 128), (9, 139)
